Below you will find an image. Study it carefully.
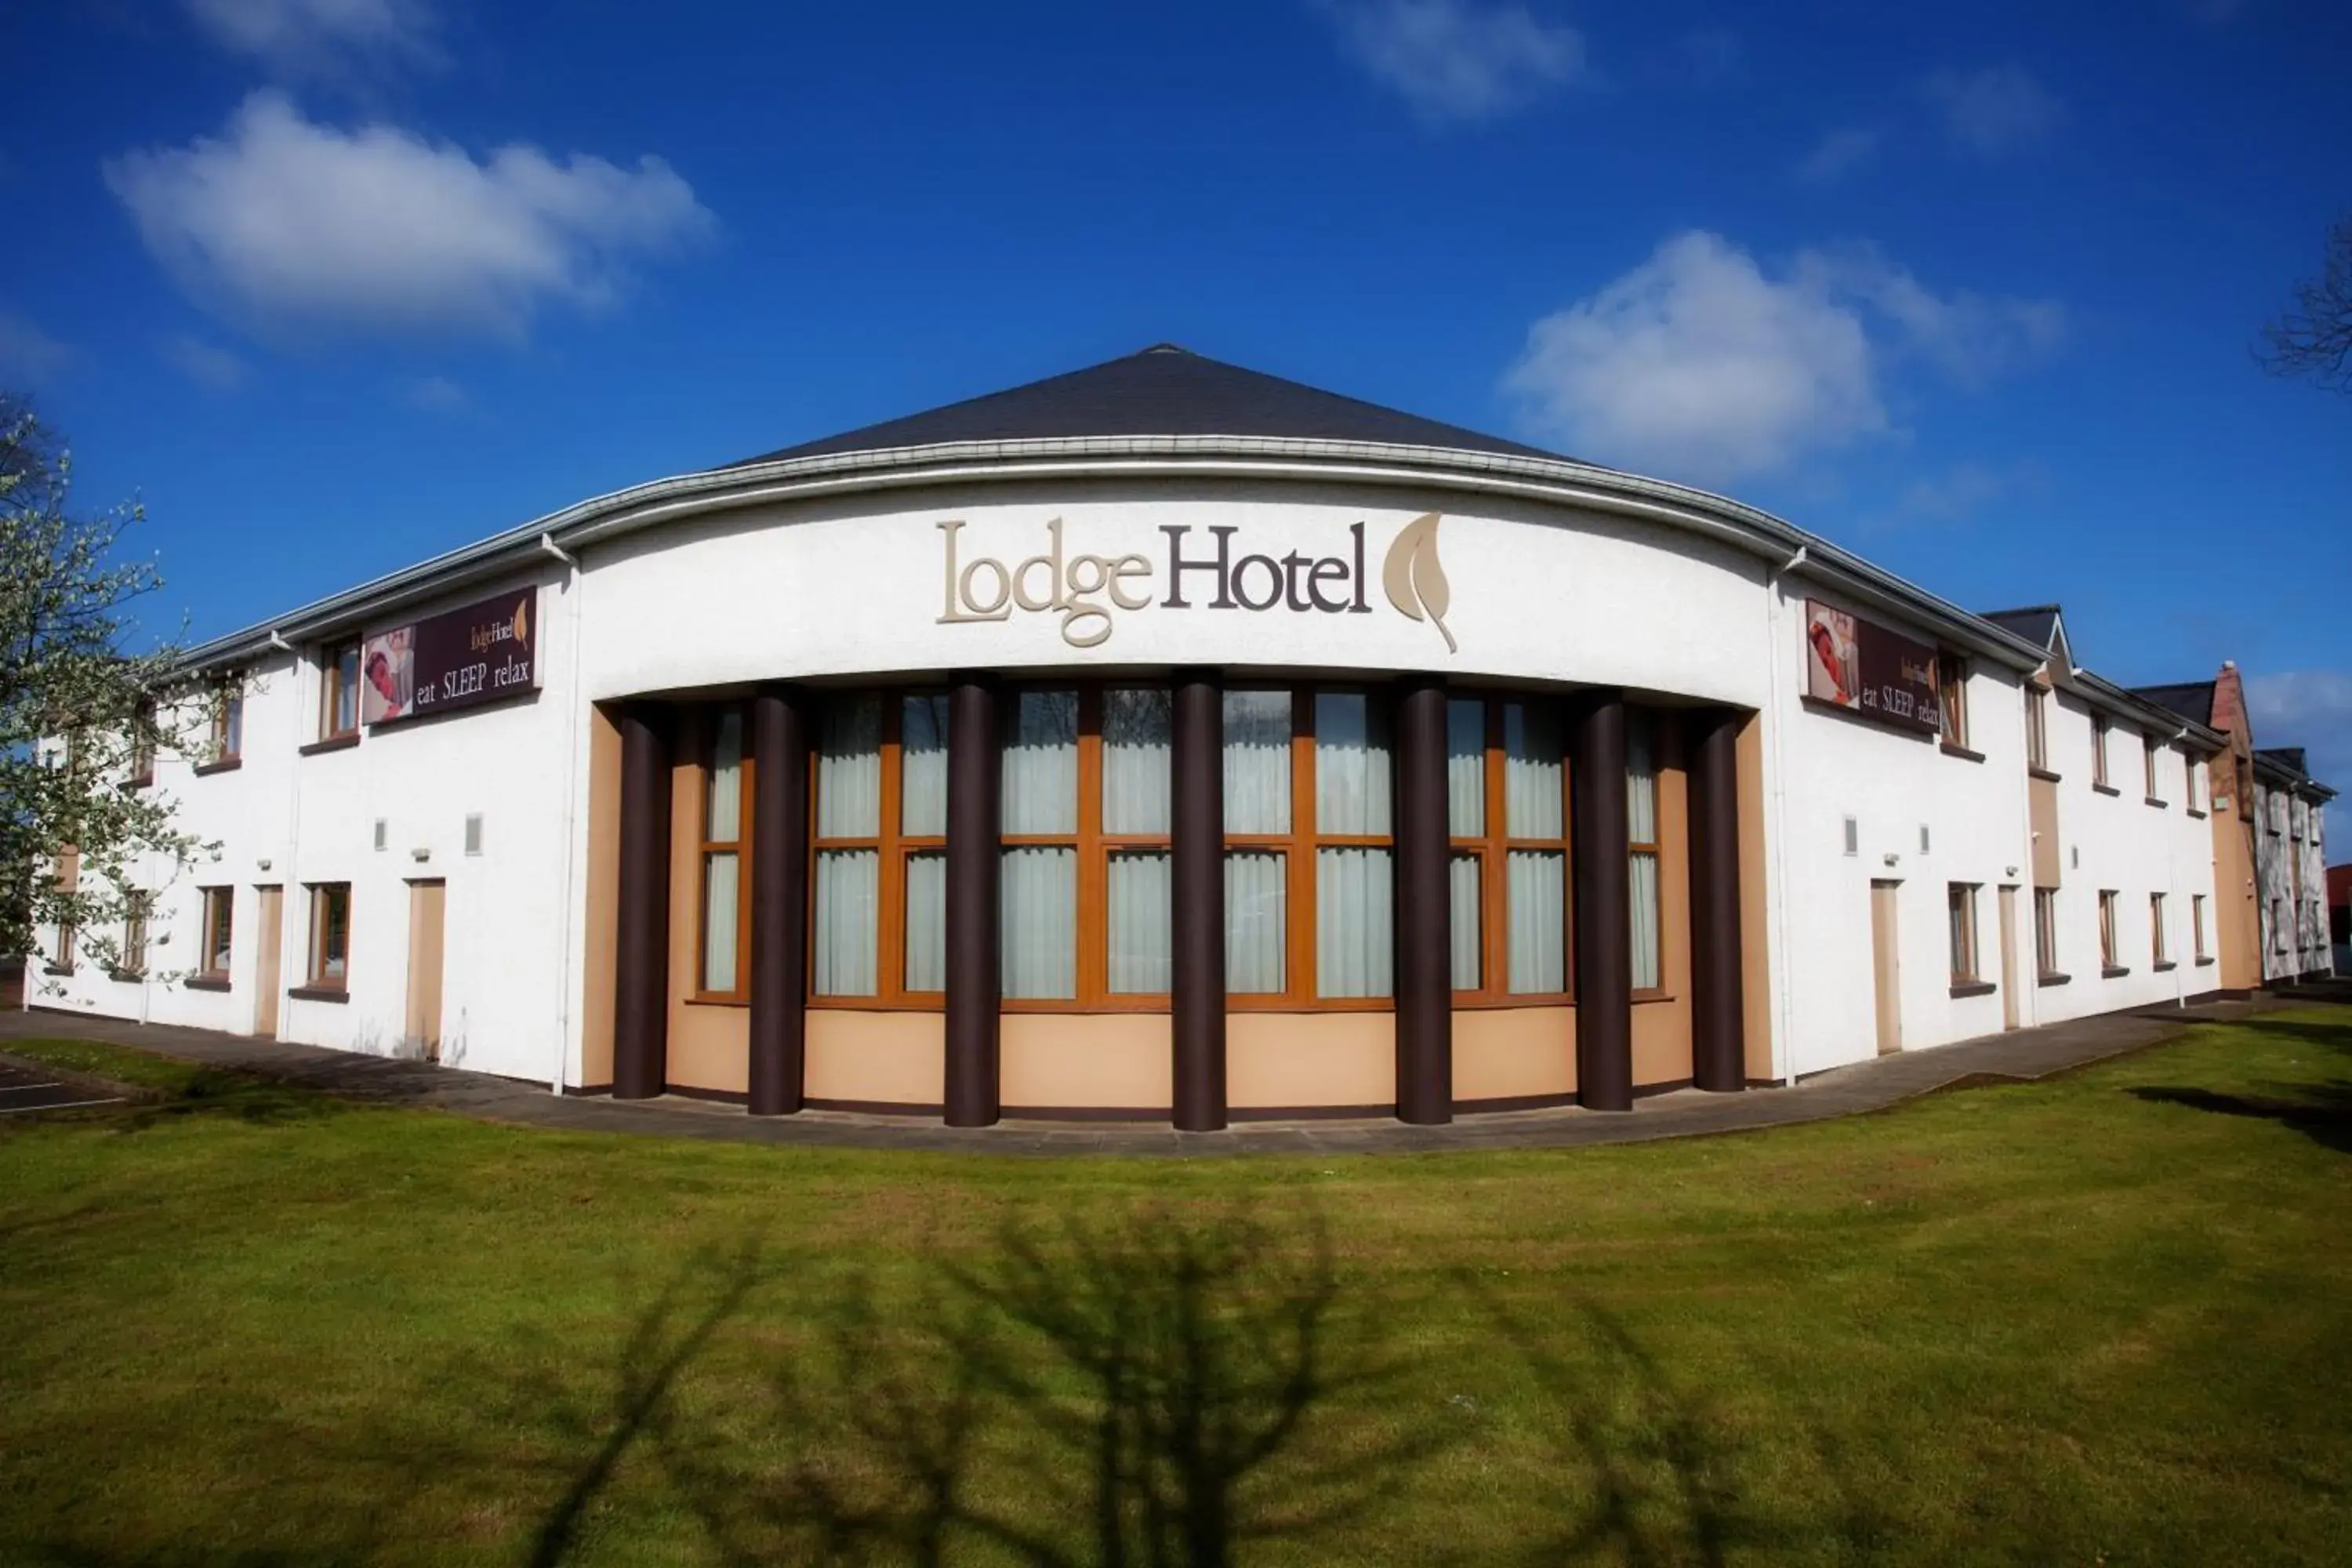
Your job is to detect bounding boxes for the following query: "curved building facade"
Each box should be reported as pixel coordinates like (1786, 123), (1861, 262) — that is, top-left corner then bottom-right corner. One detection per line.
(38, 347), (2319, 1127)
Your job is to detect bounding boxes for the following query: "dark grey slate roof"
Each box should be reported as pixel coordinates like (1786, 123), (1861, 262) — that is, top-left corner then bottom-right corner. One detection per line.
(724, 343), (1570, 469)
(1977, 604), (2062, 650)
(2257, 747), (2310, 779)
(2130, 681), (2219, 728)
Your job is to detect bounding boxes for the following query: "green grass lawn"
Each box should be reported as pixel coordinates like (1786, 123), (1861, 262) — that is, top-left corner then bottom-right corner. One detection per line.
(3, 1011), (2350, 1566)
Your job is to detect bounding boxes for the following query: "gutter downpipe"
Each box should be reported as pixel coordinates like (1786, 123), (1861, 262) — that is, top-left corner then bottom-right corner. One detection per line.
(1764, 545), (1806, 1087)
(547, 535), (584, 1095)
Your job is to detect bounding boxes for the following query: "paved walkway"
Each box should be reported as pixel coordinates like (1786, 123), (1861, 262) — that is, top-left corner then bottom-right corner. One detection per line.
(0, 991), (2325, 1156)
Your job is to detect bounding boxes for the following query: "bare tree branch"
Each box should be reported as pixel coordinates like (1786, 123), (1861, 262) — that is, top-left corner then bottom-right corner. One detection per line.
(2259, 212), (2352, 394)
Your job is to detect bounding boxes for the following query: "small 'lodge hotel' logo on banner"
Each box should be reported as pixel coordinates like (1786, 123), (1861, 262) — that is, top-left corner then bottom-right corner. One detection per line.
(938, 513), (1457, 652)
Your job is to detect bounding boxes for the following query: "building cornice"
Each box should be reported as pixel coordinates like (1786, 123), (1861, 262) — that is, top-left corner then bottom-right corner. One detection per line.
(177, 434), (2059, 677)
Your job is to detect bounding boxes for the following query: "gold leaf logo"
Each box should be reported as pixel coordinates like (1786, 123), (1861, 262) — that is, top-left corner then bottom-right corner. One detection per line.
(513, 598), (528, 643)
(1381, 512), (1456, 653)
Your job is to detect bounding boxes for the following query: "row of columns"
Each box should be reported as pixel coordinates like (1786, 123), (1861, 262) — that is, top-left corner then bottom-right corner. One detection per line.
(611, 677), (1750, 1125)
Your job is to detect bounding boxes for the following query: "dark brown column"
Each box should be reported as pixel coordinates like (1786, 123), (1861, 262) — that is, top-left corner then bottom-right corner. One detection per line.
(748, 685), (813, 1116)
(1688, 706), (1747, 1093)
(1393, 676), (1454, 1124)
(1572, 691), (1632, 1112)
(1171, 672), (1226, 1131)
(944, 676), (1001, 1127)
(612, 703), (673, 1101)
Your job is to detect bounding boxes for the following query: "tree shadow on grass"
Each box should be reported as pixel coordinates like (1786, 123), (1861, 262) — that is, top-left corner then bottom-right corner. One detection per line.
(105, 1069), (356, 1134)
(2127, 1082), (2352, 1155)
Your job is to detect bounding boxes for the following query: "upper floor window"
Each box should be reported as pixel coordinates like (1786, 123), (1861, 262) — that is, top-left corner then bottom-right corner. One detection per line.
(2025, 687), (2049, 772)
(2143, 737), (2162, 804)
(1937, 658), (1968, 748)
(1446, 696), (1571, 1000)
(320, 641), (362, 739)
(128, 699), (155, 788)
(2185, 757), (2201, 812)
(209, 681), (244, 764)
(2091, 717), (2111, 789)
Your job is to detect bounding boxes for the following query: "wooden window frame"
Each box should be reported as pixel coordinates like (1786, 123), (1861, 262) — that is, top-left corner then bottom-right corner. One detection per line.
(307, 882), (352, 990)
(691, 706), (757, 1004)
(2150, 892), (2169, 965)
(808, 688), (946, 1011)
(2025, 686), (2049, 772)
(210, 681), (244, 764)
(1218, 685), (1398, 1011)
(2091, 716), (2110, 789)
(2143, 737), (2163, 804)
(319, 641), (362, 741)
(199, 886), (234, 980)
(117, 906), (148, 978)
(997, 684), (1177, 1014)
(128, 698), (156, 789)
(2097, 889), (2119, 971)
(1448, 693), (1573, 1007)
(2192, 895), (2208, 961)
(1628, 711), (1667, 1000)
(1947, 882), (1980, 984)
(2034, 887), (2060, 978)
(1936, 657), (1968, 748)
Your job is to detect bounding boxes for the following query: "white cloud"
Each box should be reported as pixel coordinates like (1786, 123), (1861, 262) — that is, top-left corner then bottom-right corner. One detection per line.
(1924, 65), (2062, 156)
(104, 92), (714, 340)
(0, 313), (72, 387)
(1867, 458), (2050, 532)
(1504, 230), (2066, 486)
(1319, 0), (1586, 124)
(162, 333), (249, 390)
(183, 0), (435, 77)
(1793, 126), (1881, 187)
(2245, 670), (2352, 792)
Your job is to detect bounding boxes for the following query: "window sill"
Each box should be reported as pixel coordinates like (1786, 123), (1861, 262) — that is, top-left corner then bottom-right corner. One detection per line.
(1949, 980), (1998, 998)
(2194, 956), (2215, 967)
(2038, 971), (2071, 987)
(2101, 964), (2131, 979)
(2186, 808), (2206, 819)
(107, 968), (147, 983)
(192, 757), (243, 776)
(1630, 989), (1678, 1005)
(183, 975), (232, 993)
(1939, 741), (1984, 763)
(1454, 993), (1574, 1011)
(2027, 766), (2062, 782)
(684, 993), (750, 1009)
(2091, 782), (2122, 797)
(42, 964), (74, 977)
(2152, 960), (2176, 973)
(2144, 797), (2166, 809)
(125, 775), (154, 792)
(287, 984), (349, 1003)
(299, 733), (361, 757)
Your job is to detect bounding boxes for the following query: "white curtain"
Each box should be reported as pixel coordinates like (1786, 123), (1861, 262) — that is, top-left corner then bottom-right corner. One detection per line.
(707, 711), (743, 840)
(1103, 688), (1172, 835)
(1225, 850), (1286, 993)
(1108, 851), (1171, 993)
(702, 852), (739, 993)
(814, 848), (877, 996)
(1223, 691), (1290, 833)
(1001, 846), (1076, 997)
(1508, 849), (1565, 993)
(904, 849), (946, 991)
(1318, 848), (1392, 997)
(817, 695), (882, 839)
(1626, 717), (1657, 843)
(1002, 691), (1079, 834)
(1505, 701), (1563, 838)
(1450, 852), (1481, 991)
(1314, 693), (1391, 833)
(1446, 699), (1485, 837)
(900, 694), (949, 836)
(1630, 852), (1661, 990)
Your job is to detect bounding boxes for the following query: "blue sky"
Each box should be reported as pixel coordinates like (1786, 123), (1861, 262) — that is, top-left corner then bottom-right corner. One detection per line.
(9, 1), (2350, 783)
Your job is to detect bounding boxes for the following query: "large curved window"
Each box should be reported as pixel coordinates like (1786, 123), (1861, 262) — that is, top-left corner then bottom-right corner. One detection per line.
(1446, 695), (1572, 1003)
(811, 691), (948, 1005)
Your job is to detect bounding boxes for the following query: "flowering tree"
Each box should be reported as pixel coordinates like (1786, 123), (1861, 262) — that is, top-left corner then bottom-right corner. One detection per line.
(1, 397), (212, 974)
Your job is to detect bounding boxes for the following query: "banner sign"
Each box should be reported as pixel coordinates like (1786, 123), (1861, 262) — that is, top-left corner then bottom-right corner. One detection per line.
(1803, 599), (1942, 736)
(361, 588), (537, 726)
